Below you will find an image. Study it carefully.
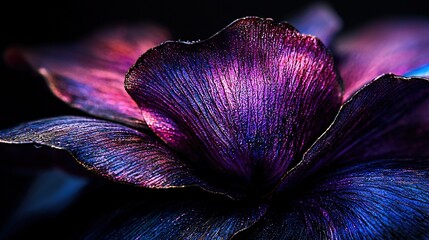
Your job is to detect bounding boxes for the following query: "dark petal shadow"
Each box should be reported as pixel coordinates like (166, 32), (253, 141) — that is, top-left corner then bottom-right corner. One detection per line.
(237, 159), (429, 239)
(0, 168), (87, 239)
(84, 188), (267, 240)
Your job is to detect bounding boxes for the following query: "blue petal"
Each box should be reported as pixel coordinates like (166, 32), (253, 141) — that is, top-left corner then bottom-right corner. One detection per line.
(404, 64), (429, 78)
(279, 74), (429, 190)
(238, 159), (429, 239)
(85, 190), (267, 239)
(289, 2), (342, 45)
(0, 116), (208, 190)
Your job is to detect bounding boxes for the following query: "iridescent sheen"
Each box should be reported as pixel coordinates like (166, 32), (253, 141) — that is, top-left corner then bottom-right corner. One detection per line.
(21, 24), (169, 128)
(238, 159), (429, 239)
(280, 74), (429, 189)
(0, 116), (205, 189)
(1, 11), (429, 239)
(126, 17), (342, 194)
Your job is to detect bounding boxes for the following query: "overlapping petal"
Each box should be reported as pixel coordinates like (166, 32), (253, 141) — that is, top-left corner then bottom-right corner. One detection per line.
(126, 17), (342, 194)
(0, 116), (206, 189)
(279, 74), (429, 189)
(20, 24), (169, 128)
(334, 18), (429, 99)
(239, 159), (429, 239)
(85, 190), (267, 239)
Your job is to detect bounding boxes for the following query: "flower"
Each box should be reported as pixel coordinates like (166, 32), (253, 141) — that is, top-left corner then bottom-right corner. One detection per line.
(1, 3), (429, 239)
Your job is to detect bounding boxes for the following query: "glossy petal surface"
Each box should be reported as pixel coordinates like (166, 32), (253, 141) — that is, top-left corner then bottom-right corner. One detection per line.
(280, 74), (429, 189)
(126, 17), (341, 193)
(289, 2), (342, 45)
(0, 116), (205, 189)
(239, 159), (429, 239)
(22, 24), (169, 128)
(334, 18), (429, 99)
(86, 190), (267, 239)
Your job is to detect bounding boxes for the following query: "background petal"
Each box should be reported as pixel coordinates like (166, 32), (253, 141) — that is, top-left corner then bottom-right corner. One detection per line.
(19, 24), (170, 128)
(279, 74), (429, 190)
(238, 159), (429, 239)
(126, 17), (342, 195)
(0, 116), (206, 190)
(85, 188), (267, 239)
(334, 18), (429, 100)
(0, 169), (87, 239)
(289, 2), (342, 45)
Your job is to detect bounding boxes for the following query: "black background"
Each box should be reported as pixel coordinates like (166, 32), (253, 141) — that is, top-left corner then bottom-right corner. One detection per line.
(0, 0), (428, 238)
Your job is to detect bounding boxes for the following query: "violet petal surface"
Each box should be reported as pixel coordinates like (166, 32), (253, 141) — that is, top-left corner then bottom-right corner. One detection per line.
(0, 116), (206, 189)
(126, 17), (342, 194)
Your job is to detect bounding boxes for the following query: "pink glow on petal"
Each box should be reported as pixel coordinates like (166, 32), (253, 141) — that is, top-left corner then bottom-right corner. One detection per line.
(334, 18), (429, 100)
(126, 17), (342, 194)
(21, 23), (170, 127)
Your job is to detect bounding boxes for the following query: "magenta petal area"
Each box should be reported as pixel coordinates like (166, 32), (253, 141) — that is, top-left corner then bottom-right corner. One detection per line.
(125, 17), (342, 196)
(0, 116), (206, 190)
(236, 159), (429, 239)
(334, 18), (429, 100)
(85, 188), (267, 239)
(20, 24), (170, 128)
(279, 74), (429, 190)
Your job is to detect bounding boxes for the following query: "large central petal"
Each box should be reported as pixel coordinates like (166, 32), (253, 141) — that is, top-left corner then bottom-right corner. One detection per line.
(126, 17), (342, 194)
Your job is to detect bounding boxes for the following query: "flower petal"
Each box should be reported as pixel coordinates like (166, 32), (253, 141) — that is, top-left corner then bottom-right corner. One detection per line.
(279, 74), (429, 190)
(289, 2), (342, 45)
(334, 18), (429, 100)
(85, 189), (267, 239)
(126, 17), (342, 194)
(20, 24), (170, 128)
(0, 116), (205, 189)
(405, 64), (429, 77)
(0, 169), (87, 239)
(238, 159), (429, 239)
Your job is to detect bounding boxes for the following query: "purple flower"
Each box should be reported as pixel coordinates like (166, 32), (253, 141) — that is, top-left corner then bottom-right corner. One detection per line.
(1, 4), (429, 239)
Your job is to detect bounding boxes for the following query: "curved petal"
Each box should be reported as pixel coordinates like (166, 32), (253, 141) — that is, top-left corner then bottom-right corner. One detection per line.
(126, 17), (342, 194)
(334, 18), (429, 100)
(0, 116), (206, 190)
(238, 159), (429, 239)
(85, 190), (267, 239)
(289, 2), (342, 45)
(19, 24), (170, 128)
(279, 74), (429, 190)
